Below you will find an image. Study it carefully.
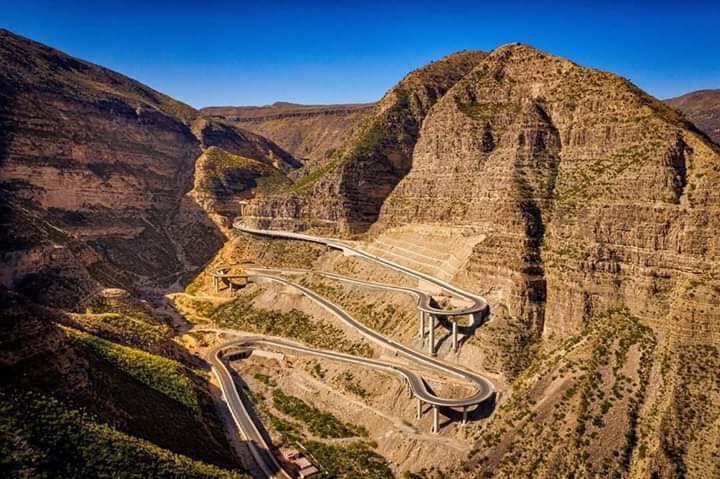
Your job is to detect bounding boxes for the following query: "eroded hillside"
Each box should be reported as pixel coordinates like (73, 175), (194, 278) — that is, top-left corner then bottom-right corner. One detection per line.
(378, 44), (720, 477)
(0, 29), (299, 296)
(230, 43), (720, 478)
(0, 29), (298, 477)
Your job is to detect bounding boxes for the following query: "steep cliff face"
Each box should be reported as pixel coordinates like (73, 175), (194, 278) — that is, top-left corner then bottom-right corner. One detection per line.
(192, 116), (302, 173)
(0, 30), (261, 475)
(4, 27), (720, 477)
(188, 118), (300, 231)
(189, 146), (291, 228)
(242, 51), (487, 234)
(666, 89), (720, 144)
(201, 102), (373, 169)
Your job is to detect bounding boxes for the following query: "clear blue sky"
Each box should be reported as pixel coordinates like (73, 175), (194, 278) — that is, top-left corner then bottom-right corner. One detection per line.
(2, 0), (718, 108)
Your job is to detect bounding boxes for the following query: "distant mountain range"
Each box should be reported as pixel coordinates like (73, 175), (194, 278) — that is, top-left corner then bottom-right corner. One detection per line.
(666, 89), (720, 144)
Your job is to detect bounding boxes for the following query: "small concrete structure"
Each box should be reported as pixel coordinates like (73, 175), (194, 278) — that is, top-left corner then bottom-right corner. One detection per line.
(283, 449), (319, 478)
(418, 310), (471, 355)
(238, 200), (248, 218)
(211, 266), (249, 294)
(452, 321), (458, 352)
(100, 288), (129, 299)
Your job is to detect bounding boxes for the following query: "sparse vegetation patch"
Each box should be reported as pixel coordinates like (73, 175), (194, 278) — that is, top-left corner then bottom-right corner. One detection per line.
(212, 293), (373, 357)
(64, 326), (200, 411)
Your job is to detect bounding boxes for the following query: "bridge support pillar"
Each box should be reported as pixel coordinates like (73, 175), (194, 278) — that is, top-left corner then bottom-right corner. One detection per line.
(416, 398), (423, 419)
(432, 405), (439, 433)
(428, 314), (435, 356)
(452, 321), (458, 352)
(418, 310), (425, 339)
(462, 406), (468, 425)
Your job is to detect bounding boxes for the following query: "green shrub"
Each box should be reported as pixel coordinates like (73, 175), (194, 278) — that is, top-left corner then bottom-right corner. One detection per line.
(253, 373), (277, 387)
(304, 440), (393, 479)
(77, 312), (171, 349)
(271, 389), (366, 439)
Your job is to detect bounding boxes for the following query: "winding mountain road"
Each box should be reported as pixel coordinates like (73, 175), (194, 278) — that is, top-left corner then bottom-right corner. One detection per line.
(205, 222), (496, 477)
(244, 271), (495, 407)
(210, 346), (290, 479)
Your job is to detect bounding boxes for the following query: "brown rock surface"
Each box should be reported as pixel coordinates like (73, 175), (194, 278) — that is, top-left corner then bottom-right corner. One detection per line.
(191, 116), (302, 173)
(379, 42), (719, 341)
(0, 28), (213, 292)
(372, 44), (720, 477)
(3, 27), (720, 478)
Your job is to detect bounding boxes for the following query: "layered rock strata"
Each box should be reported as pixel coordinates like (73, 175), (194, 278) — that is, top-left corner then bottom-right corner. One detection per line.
(0, 29), (298, 296)
(379, 44), (720, 373)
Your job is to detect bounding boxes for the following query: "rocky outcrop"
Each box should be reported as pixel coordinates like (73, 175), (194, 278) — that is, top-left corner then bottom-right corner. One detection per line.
(0, 28), (214, 293)
(666, 89), (720, 144)
(202, 102), (374, 169)
(3, 28), (720, 477)
(378, 45), (720, 371)
(0, 32), (254, 473)
(189, 146), (291, 229)
(243, 51), (487, 234)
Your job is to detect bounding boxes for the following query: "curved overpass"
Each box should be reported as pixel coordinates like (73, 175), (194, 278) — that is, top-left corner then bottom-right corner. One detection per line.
(211, 335), (492, 409)
(314, 271), (486, 326)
